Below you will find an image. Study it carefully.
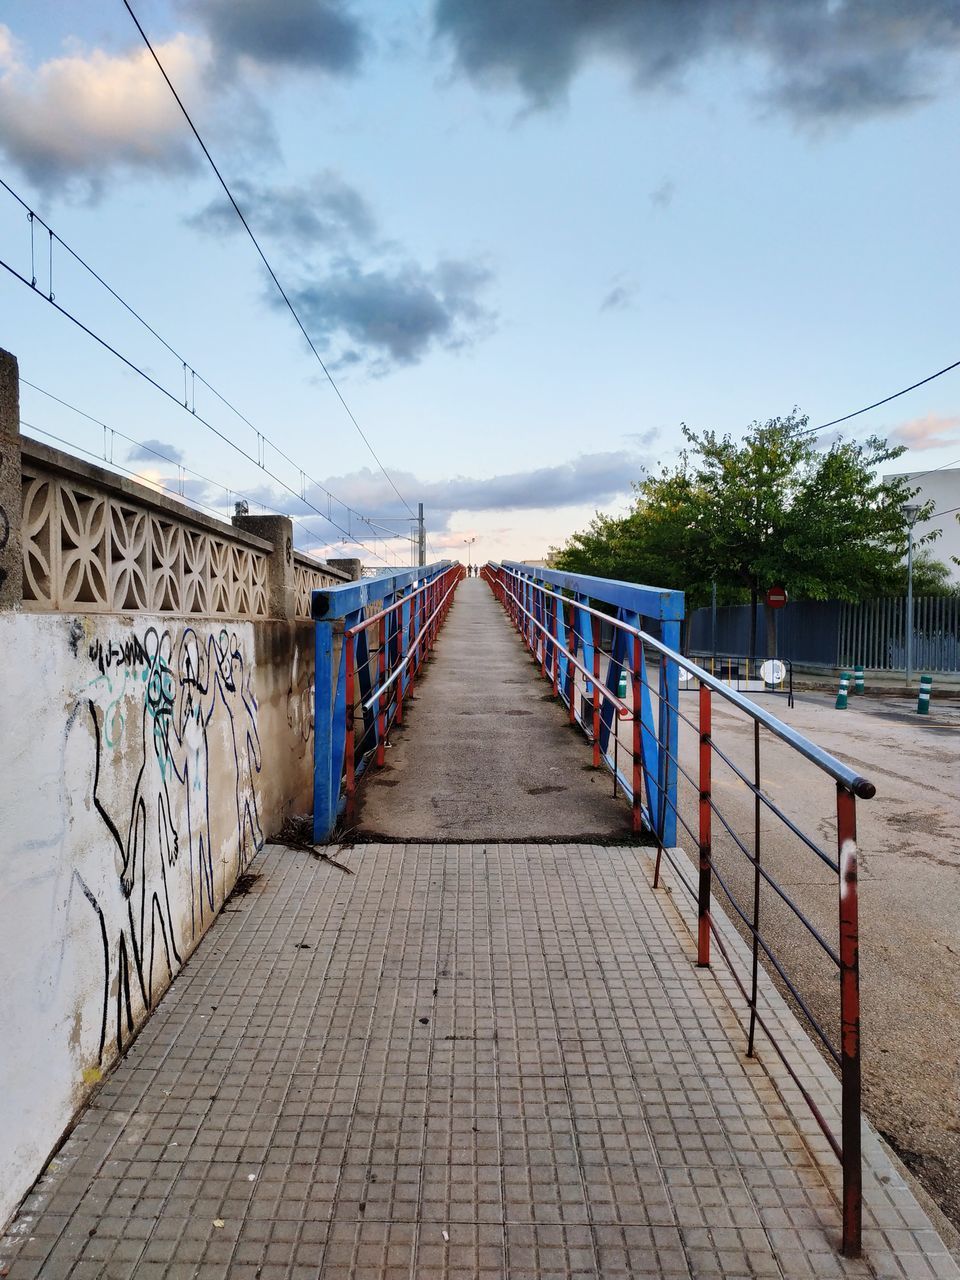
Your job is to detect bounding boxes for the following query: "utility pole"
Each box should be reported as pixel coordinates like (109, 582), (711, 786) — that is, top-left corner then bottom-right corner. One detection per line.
(417, 502), (426, 567)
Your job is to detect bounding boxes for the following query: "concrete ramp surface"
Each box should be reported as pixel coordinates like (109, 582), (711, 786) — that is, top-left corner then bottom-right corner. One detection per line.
(356, 578), (634, 840)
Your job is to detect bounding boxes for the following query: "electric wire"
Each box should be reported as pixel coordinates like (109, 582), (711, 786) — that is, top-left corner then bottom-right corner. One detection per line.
(1, 252), (403, 565)
(19, 376), (390, 557)
(120, 0), (415, 519)
(805, 356), (960, 435)
(0, 176), (408, 547)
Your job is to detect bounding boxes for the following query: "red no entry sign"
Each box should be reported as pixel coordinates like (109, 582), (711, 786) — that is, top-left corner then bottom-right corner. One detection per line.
(766, 585), (788, 609)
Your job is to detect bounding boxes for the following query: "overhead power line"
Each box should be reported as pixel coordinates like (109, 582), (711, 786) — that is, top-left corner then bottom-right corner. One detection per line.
(120, 0), (415, 520)
(1, 254), (406, 565)
(0, 176), (409, 551)
(806, 356), (960, 436)
(19, 379), (374, 560)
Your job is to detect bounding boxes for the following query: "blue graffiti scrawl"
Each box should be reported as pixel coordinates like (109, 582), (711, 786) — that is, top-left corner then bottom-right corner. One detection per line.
(81, 626), (263, 1057)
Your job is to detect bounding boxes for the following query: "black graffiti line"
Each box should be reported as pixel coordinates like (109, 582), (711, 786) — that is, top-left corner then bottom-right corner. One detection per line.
(88, 699), (126, 859)
(74, 870), (109, 1065)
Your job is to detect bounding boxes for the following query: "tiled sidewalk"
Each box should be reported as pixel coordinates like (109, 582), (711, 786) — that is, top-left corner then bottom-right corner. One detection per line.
(1, 842), (956, 1279)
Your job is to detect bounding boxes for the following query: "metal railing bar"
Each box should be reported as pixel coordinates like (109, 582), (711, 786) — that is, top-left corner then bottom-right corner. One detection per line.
(709, 862), (841, 1064)
(364, 574), (460, 709)
(497, 565), (874, 799)
(707, 738), (841, 874)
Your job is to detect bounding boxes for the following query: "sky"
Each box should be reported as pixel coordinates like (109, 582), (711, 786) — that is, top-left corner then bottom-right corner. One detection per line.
(1, 0), (960, 571)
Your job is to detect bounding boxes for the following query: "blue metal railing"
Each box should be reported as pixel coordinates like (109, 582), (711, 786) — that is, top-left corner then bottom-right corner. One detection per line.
(486, 561), (685, 845)
(312, 561), (461, 840)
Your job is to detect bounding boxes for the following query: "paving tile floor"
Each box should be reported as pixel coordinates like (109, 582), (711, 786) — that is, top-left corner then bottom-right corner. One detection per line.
(1, 841), (956, 1280)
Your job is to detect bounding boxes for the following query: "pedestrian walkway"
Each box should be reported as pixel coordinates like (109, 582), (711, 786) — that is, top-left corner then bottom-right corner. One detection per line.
(356, 577), (633, 840)
(1, 839), (955, 1279)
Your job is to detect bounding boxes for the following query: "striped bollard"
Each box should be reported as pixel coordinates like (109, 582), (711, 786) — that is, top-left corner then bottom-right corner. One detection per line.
(853, 664), (865, 694)
(917, 674), (932, 715)
(835, 672), (849, 710)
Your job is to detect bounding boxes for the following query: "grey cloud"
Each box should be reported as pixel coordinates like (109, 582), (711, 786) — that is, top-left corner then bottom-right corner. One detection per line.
(188, 172), (377, 249)
(432, 0), (960, 120)
(191, 0), (365, 74)
(288, 257), (495, 368)
(600, 280), (638, 312)
(128, 438), (185, 464)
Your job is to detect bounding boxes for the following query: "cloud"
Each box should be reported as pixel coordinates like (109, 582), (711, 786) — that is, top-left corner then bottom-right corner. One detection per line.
(0, 26), (205, 193)
(127, 439), (186, 464)
(890, 413), (960, 451)
(650, 179), (675, 209)
(432, 0), (960, 121)
(189, 0), (366, 75)
(600, 278), (639, 312)
(188, 172), (377, 249)
(233, 448), (648, 537)
(287, 256), (495, 368)
(190, 170), (496, 372)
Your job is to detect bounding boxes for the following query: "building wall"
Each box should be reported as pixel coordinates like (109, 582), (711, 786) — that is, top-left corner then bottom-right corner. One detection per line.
(0, 610), (316, 1228)
(888, 469), (960, 582)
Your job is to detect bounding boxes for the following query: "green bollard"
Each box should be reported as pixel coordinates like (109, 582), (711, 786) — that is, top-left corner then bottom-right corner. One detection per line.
(853, 664), (865, 694)
(618, 668), (628, 698)
(835, 672), (849, 710)
(917, 674), (932, 715)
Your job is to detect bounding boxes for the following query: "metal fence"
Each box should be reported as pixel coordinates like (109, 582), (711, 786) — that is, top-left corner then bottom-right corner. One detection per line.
(688, 595), (960, 672)
(838, 596), (960, 672)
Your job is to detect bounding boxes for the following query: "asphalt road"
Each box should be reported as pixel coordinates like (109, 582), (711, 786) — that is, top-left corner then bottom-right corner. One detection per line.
(664, 687), (960, 1231)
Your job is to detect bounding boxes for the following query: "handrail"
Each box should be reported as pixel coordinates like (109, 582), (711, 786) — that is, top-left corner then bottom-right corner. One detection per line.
(494, 563), (874, 799)
(362, 574), (461, 710)
(485, 558), (870, 1256)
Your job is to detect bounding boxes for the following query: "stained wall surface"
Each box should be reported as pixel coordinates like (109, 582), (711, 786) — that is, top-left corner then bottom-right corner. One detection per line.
(0, 610), (316, 1228)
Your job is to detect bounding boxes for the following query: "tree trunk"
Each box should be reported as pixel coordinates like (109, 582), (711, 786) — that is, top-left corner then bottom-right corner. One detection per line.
(749, 585), (758, 667)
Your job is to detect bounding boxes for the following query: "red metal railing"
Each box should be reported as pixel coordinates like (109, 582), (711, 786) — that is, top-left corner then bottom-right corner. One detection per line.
(485, 561), (873, 1256)
(343, 563), (464, 824)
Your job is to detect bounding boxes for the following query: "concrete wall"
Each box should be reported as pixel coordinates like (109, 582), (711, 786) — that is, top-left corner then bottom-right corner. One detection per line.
(0, 610), (316, 1228)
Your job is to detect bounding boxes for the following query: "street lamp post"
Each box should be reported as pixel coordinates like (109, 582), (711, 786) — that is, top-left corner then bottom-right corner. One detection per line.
(903, 504), (920, 685)
(463, 536), (476, 569)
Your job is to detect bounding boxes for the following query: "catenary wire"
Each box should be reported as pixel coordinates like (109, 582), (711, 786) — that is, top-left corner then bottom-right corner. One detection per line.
(17, 386), (361, 557)
(1, 253), (403, 564)
(20, 376), (409, 556)
(120, 0), (415, 520)
(0, 177), (408, 546)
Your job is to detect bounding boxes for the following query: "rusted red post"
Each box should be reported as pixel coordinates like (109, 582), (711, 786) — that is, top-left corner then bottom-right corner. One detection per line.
(837, 784), (862, 1257)
(591, 615), (601, 768)
(376, 614), (386, 766)
(631, 634), (642, 834)
(697, 683), (712, 965)
(344, 633), (357, 824)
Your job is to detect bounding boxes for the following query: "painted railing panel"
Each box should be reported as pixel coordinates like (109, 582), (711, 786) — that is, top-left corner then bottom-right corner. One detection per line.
(312, 561), (463, 840)
(493, 560), (684, 845)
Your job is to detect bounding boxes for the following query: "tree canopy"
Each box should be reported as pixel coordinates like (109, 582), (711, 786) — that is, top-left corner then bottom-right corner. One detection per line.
(555, 412), (946, 614)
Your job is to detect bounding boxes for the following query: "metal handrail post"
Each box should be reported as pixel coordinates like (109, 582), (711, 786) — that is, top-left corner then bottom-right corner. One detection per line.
(697, 683), (712, 966)
(837, 785), (863, 1257)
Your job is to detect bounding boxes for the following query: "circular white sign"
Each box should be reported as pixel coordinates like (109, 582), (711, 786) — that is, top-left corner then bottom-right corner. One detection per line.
(760, 659), (786, 686)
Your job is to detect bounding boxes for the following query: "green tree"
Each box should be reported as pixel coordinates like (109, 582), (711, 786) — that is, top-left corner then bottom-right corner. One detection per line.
(555, 411), (939, 657)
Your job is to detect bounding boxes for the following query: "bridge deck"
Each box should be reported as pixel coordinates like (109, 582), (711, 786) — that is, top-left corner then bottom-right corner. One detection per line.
(2, 840), (954, 1280)
(356, 577), (633, 840)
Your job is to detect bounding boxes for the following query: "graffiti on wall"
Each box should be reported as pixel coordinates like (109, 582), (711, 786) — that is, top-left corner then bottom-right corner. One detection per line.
(0, 446), (9, 593)
(76, 626), (263, 1060)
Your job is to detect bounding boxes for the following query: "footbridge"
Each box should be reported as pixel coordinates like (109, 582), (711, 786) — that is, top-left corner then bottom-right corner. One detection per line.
(2, 560), (956, 1280)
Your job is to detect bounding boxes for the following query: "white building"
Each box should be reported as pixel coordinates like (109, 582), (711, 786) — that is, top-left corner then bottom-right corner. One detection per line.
(886, 468), (960, 583)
